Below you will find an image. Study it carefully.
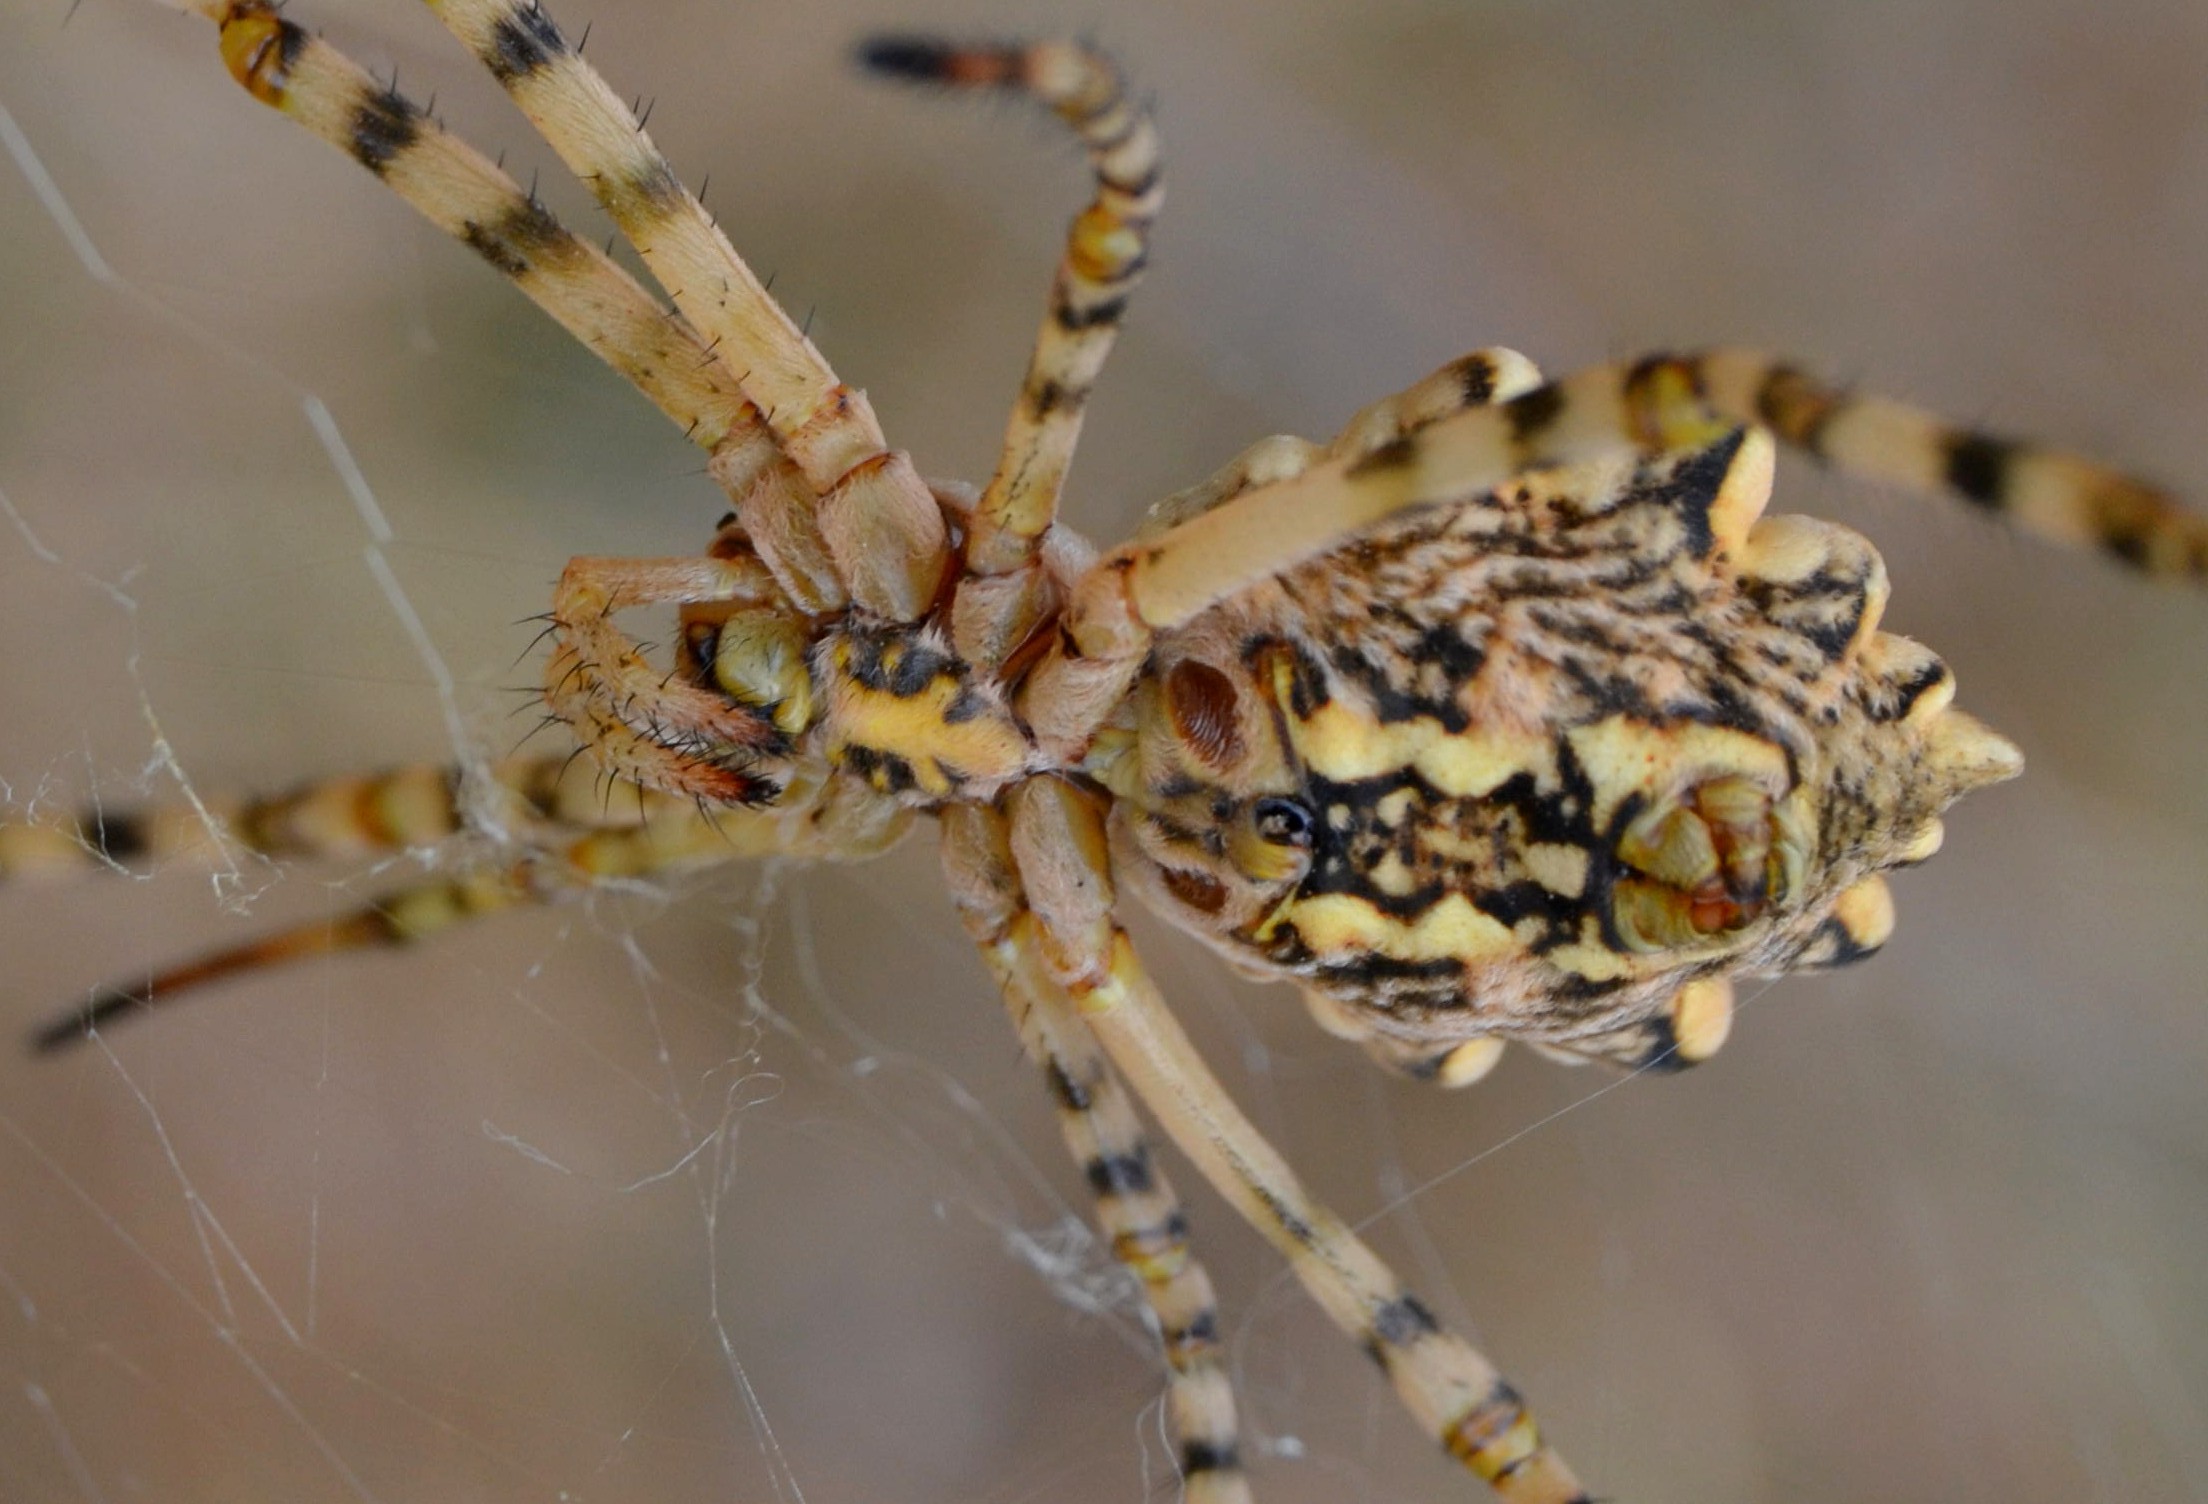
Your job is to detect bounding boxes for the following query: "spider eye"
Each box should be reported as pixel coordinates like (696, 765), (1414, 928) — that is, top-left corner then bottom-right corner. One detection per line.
(1251, 796), (1315, 846)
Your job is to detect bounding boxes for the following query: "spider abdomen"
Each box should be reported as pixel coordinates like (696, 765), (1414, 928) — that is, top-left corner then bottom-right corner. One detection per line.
(1110, 425), (2020, 1073)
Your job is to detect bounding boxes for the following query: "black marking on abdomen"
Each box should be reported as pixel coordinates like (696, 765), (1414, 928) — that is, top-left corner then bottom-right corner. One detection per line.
(1627, 1013), (1695, 1073)
(843, 627), (964, 698)
(1638, 428), (1743, 559)
(1795, 913), (1887, 968)
(1550, 971), (1629, 1002)
(1864, 657), (1951, 724)
(1262, 639), (1333, 719)
(1312, 951), (1466, 993)
(836, 744), (917, 796)
(1320, 636), (1475, 730)
(1740, 560), (1874, 668)
(1472, 880), (1584, 938)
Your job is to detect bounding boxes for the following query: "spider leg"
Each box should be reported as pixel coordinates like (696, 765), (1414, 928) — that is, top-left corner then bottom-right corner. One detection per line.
(178, 1), (751, 454)
(544, 553), (792, 804)
(1085, 933), (1590, 1503)
(16, 755), (911, 1052)
(863, 40), (1163, 582)
(27, 866), (537, 1054)
(1028, 349), (2206, 759)
(940, 805), (1250, 1504)
(1742, 353), (2207, 577)
(1323, 347), (1549, 464)
(1138, 347), (1548, 538)
(171, 0), (860, 611)
(994, 777), (1589, 1502)
(3, 762), (487, 884)
(422, 0), (948, 620)
(1017, 347), (1546, 760)
(1132, 349), (2208, 621)
(2, 756), (908, 891)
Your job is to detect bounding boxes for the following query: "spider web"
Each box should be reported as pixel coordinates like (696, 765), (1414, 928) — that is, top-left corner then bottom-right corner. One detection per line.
(3, 3), (2207, 1503)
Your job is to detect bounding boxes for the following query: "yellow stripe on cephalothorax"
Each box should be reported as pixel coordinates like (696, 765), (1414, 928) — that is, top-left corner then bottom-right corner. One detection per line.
(824, 639), (1032, 800)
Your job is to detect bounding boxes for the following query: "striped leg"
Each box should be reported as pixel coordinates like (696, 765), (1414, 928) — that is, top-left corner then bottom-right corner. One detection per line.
(174, 0), (869, 612)
(185, 1), (758, 458)
(1082, 931), (1586, 1501)
(1745, 355), (2207, 577)
(1000, 780), (1589, 1503)
(27, 866), (537, 1053)
(862, 40), (1163, 580)
(1018, 346), (1543, 760)
(1321, 348), (1549, 466)
(0, 756), (704, 886)
(1139, 347), (1548, 539)
(17, 757), (910, 1052)
(1134, 349), (2208, 619)
(422, 0), (947, 620)
(10, 758), (552, 1050)
(940, 805), (1250, 1504)
(1029, 348), (2206, 759)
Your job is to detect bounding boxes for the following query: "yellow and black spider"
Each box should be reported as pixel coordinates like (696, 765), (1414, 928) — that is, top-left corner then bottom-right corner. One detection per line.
(5, 3), (2205, 1501)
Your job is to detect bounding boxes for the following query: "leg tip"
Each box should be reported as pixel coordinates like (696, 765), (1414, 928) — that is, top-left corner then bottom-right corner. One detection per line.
(853, 36), (956, 81)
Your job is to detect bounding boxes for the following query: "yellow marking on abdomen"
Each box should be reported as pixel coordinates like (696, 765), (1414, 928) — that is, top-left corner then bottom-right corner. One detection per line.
(1520, 842), (1591, 899)
(1287, 892), (1515, 967)
(1566, 716), (1789, 829)
(1291, 703), (1551, 798)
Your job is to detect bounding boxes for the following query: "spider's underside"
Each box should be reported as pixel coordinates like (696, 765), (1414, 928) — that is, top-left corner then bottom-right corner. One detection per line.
(8, 3), (2205, 1501)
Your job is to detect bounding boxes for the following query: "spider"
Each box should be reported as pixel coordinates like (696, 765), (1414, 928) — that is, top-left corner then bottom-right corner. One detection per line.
(6, 2), (2205, 1500)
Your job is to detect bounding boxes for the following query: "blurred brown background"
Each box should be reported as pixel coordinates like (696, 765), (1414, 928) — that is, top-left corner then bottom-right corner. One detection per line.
(2, 0), (2204, 1500)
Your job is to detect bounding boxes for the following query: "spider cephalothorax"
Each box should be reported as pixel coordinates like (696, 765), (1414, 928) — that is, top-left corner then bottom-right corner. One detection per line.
(15, 8), (2203, 1504)
(1110, 419), (2022, 1080)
